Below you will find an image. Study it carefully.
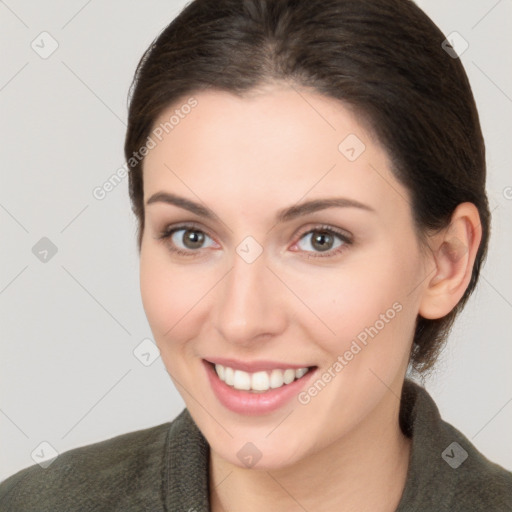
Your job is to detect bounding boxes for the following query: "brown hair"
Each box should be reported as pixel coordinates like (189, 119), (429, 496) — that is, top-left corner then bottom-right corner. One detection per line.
(124, 0), (490, 376)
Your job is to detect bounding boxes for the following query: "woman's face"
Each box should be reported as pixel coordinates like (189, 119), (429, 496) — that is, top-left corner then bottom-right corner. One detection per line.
(140, 85), (430, 469)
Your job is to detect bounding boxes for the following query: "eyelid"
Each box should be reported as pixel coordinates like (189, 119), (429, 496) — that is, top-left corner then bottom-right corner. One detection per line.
(155, 220), (215, 241)
(292, 223), (353, 244)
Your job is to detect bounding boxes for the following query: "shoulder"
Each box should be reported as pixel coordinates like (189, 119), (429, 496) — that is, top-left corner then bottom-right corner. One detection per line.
(398, 379), (512, 511)
(0, 417), (176, 512)
(438, 417), (512, 509)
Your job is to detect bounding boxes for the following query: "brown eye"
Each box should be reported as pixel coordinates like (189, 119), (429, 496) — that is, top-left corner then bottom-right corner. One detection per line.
(294, 225), (352, 258)
(179, 229), (206, 250)
(310, 230), (336, 252)
(156, 224), (216, 257)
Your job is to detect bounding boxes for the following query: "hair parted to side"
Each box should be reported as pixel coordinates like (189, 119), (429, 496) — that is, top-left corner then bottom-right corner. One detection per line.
(124, 0), (490, 377)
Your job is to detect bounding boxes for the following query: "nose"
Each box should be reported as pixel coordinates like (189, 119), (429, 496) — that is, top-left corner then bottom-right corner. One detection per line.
(213, 248), (287, 347)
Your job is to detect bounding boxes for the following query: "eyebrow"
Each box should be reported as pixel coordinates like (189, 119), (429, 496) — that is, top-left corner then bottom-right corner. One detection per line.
(145, 192), (375, 223)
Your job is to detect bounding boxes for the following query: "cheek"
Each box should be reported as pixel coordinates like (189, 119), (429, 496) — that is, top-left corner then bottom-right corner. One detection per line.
(295, 247), (417, 364)
(139, 247), (191, 345)
(139, 246), (215, 355)
(140, 249), (169, 333)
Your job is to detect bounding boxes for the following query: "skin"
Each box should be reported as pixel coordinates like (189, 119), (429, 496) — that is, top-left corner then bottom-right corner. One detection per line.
(139, 84), (482, 511)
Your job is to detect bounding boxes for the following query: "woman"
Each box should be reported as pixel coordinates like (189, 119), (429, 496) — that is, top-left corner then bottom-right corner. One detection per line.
(1, 0), (511, 510)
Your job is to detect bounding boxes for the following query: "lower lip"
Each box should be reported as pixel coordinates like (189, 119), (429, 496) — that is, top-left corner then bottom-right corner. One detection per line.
(203, 360), (317, 416)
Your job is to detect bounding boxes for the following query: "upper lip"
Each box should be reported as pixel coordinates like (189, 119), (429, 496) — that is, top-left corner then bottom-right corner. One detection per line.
(204, 357), (315, 373)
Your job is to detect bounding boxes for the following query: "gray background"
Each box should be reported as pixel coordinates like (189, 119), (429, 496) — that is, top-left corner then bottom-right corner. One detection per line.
(1, 0), (511, 480)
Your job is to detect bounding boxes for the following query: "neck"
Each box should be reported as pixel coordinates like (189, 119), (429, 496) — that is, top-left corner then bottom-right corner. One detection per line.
(209, 386), (412, 512)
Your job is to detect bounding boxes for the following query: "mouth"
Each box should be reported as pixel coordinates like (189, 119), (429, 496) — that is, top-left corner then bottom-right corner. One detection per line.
(206, 360), (317, 393)
(202, 359), (318, 415)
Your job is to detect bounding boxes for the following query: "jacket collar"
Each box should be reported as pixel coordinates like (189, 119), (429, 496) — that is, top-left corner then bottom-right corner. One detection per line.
(164, 378), (471, 510)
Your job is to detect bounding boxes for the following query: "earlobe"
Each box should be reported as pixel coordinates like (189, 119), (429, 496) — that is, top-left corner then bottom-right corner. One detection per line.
(418, 203), (482, 320)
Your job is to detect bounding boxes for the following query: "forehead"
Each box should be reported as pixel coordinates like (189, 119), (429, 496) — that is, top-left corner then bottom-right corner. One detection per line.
(147, 86), (372, 159)
(142, 87), (411, 223)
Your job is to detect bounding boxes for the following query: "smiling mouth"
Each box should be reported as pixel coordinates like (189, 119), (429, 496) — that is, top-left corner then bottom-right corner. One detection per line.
(207, 361), (317, 393)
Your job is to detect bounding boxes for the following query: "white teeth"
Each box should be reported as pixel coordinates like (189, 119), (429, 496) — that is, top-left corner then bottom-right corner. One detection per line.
(224, 366), (234, 386)
(233, 370), (251, 390)
(283, 369), (296, 384)
(251, 371), (270, 391)
(269, 369), (284, 389)
(215, 364), (225, 381)
(213, 363), (311, 392)
(295, 367), (308, 379)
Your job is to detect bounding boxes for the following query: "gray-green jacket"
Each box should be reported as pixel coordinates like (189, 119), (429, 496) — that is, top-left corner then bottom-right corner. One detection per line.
(1, 379), (511, 511)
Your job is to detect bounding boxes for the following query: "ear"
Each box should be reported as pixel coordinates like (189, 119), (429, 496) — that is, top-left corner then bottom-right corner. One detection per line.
(418, 202), (483, 320)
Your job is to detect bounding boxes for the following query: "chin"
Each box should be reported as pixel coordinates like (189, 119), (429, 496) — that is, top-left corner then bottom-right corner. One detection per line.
(207, 428), (308, 471)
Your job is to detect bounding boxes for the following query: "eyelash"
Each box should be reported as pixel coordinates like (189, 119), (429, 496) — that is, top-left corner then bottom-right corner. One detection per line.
(155, 222), (353, 259)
